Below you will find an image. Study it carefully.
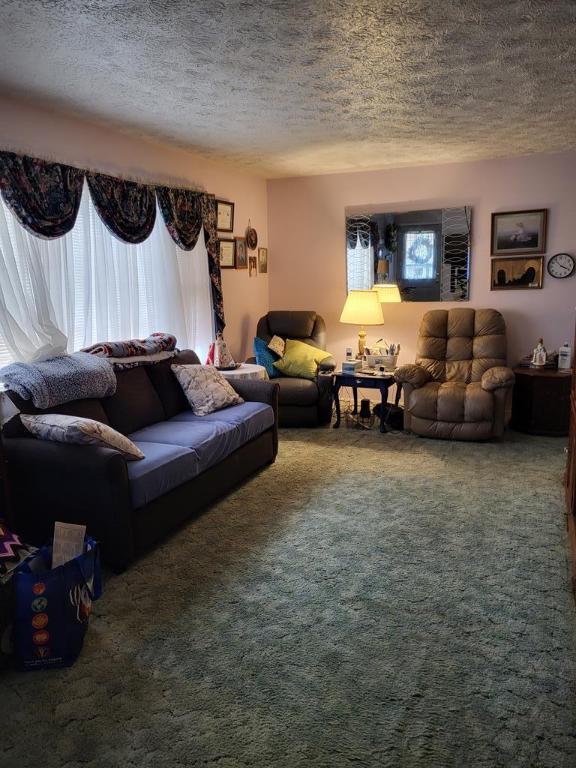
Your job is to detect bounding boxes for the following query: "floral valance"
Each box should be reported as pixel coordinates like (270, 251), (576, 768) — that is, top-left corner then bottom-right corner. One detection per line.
(0, 150), (225, 330)
(0, 151), (84, 239)
(87, 172), (156, 244)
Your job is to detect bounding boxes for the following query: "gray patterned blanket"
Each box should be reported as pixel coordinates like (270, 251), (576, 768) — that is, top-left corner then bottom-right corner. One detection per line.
(0, 352), (116, 409)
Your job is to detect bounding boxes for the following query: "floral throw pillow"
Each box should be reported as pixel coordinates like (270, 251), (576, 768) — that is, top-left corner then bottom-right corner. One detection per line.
(267, 335), (286, 357)
(20, 414), (144, 460)
(172, 364), (244, 416)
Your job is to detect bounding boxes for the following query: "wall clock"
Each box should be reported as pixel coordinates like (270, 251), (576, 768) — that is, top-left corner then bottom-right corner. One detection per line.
(547, 252), (575, 279)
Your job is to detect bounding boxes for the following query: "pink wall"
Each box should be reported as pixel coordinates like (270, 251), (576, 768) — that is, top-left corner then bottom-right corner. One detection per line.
(0, 94), (268, 361)
(267, 152), (576, 366)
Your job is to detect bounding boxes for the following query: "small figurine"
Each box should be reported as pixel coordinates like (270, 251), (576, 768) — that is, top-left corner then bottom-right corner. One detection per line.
(214, 332), (235, 368)
(531, 338), (547, 367)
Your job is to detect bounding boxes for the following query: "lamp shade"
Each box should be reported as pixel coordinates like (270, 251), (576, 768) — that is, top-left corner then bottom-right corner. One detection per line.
(339, 290), (384, 325)
(373, 283), (402, 303)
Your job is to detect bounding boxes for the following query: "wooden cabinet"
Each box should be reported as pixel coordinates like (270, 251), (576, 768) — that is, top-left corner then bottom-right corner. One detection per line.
(511, 368), (571, 436)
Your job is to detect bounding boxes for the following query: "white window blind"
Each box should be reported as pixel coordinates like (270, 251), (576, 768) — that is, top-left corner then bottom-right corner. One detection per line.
(0, 182), (214, 366)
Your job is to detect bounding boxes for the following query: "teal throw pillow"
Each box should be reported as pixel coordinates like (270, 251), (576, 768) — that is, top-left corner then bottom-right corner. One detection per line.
(254, 337), (281, 379)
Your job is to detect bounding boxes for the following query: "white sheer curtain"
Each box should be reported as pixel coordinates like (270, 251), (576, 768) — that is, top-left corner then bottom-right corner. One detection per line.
(0, 181), (214, 366)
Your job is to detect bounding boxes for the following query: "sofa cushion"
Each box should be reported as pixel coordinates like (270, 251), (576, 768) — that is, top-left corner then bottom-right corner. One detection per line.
(127, 442), (199, 509)
(172, 364), (243, 416)
(170, 402), (274, 443)
(145, 350), (200, 419)
(7, 392), (110, 424)
(275, 377), (319, 406)
(253, 337), (281, 379)
(273, 339), (332, 380)
(102, 366), (165, 434)
(409, 381), (494, 423)
(129, 420), (242, 473)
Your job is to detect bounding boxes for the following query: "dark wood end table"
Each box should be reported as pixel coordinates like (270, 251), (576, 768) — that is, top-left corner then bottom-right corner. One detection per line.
(332, 371), (397, 432)
(511, 366), (572, 436)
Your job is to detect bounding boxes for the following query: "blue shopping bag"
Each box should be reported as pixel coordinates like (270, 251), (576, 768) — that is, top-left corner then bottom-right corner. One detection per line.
(13, 537), (101, 670)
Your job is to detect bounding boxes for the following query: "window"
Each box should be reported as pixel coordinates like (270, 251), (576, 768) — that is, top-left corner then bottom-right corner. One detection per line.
(0, 182), (214, 365)
(402, 230), (437, 281)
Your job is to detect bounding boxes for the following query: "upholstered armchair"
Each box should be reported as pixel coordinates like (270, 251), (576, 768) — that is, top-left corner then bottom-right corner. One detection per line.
(394, 308), (515, 440)
(249, 311), (335, 427)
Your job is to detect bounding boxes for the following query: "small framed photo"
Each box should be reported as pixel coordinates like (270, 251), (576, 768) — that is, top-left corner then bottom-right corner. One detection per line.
(490, 209), (547, 256)
(490, 255), (544, 290)
(218, 238), (235, 268)
(248, 255), (258, 277)
(235, 237), (247, 269)
(216, 199), (235, 232)
(258, 247), (268, 274)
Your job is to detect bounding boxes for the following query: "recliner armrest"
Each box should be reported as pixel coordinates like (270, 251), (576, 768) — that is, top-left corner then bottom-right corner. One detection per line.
(481, 366), (515, 392)
(394, 364), (432, 388)
(318, 355), (336, 373)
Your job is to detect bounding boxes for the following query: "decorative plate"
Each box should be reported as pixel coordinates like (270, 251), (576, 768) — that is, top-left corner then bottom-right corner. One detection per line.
(246, 221), (258, 250)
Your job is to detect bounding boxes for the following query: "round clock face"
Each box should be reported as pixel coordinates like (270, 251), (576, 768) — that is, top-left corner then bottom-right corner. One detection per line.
(547, 252), (575, 279)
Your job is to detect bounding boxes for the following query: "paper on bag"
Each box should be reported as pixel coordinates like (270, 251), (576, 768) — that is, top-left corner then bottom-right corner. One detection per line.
(52, 521), (86, 568)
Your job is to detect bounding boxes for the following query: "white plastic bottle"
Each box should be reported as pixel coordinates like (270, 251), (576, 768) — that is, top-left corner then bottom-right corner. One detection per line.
(558, 342), (572, 370)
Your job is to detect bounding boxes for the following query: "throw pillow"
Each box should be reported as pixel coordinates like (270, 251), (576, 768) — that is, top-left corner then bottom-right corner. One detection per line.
(253, 337), (281, 379)
(267, 335), (285, 357)
(172, 364), (244, 416)
(20, 414), (144, 460)
(273, 339), (332, 380)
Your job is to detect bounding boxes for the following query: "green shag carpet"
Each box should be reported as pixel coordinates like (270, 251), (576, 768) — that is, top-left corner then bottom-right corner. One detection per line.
(2, 429), (576, 768)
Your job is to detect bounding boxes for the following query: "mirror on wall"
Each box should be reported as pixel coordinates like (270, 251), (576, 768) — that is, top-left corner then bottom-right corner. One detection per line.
(346, 206), (472, 301)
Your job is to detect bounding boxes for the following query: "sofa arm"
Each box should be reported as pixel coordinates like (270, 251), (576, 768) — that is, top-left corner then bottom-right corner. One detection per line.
(229, 379), (279, 458)
(481, 366), (515, 392)
(394, 364), (432, 388)
(4, 437), (134, 572)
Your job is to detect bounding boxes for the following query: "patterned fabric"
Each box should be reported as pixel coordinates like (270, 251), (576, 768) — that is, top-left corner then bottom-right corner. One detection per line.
(199, 194), (225, 334)
(0, 521), (36, 583)
(87, 172), (156, 244)
(156, 186), (203, 250)
(253, 337), (281, 379)
(267, 335), (286, 357)
(0, 151), (84, 239)
(0, 352), (116, 409)
(273, 339), (332, 380)
(171, 364), (243, 416)
(20, 414), (145, 460)
(82, 332), (177, 360)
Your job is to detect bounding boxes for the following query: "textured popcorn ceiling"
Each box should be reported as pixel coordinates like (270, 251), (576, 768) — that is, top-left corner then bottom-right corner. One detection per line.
(1, 0), (576, 177)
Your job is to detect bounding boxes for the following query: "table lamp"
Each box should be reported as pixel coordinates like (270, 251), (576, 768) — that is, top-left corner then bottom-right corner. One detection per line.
(373, 283), (402, 304)
(339, 289), (384, 356)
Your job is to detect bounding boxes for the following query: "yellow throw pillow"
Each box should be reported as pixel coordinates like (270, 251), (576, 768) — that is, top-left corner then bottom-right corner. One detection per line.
(273, 339), (332, 380)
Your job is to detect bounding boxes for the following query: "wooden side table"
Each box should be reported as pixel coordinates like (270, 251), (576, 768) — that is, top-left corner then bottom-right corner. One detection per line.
(332, 371), (397, 432)
(511, 367), (572, 436)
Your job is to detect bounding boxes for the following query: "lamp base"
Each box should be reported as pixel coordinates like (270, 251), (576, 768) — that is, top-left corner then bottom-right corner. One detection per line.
(358, 326), (367, 357)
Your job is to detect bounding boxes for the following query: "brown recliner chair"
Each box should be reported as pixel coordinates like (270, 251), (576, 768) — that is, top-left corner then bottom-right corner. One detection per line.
(250, 311), (335, 427)
(394, 308), (515, 440)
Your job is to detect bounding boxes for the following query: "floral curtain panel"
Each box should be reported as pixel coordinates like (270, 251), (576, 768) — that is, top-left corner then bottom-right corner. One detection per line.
(156, 186), (203, 250)
(87, 172), (156, 245)
(0, 151), (225, 331)
(199, 193), (225, 333)
(0, 151), (84, 239)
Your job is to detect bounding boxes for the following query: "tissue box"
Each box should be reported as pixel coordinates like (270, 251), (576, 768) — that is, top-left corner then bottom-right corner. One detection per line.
(341, 360), (362, 374)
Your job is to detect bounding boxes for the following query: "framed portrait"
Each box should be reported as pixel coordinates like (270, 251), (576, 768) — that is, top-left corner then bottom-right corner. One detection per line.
(218, 238), (235, 268)
(248, 256), (258, 277)
(490, 255), (543, 290)
(216, 199), (235, 232)
(235, 237), (247, 269)
(258, 247), (268, 274)
(490, 209), (547, 256)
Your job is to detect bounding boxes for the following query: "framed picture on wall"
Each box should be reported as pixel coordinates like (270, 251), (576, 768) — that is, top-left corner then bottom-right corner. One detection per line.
(258, 247), (268, 274)
(249, 256), (258, 277)
(218, 238), (235, 268)
(490, 209), (547, 256)
(490, 255), (544, 290)
(216, 199), (235, 232)
(235, 237), (247, 269)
